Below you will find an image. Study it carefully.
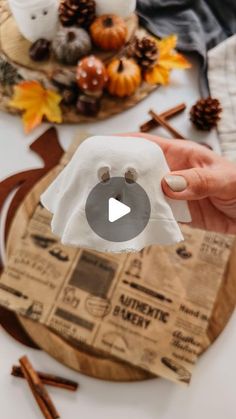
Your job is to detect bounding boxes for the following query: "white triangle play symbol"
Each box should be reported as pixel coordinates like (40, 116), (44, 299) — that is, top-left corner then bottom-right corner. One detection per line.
(108, 198), (131, 223)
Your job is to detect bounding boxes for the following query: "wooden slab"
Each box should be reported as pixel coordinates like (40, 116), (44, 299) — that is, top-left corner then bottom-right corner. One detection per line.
(0, 80), (157, 124)
(0, 0), (10, 25)
(0, 6), (158, 124)
(6, 165), (236, 382)
(0, 14), (138, 73)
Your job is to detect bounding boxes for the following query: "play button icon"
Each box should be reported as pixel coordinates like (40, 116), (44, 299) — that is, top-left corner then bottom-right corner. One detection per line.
(108, 198), (131, 223)
(85, 177), (151, 243)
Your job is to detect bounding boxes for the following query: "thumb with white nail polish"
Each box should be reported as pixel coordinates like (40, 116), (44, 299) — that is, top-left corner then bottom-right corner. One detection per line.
(162, 167), (232, 201)
(163, 167), (210, 200)
(163, 167), (212, 201)
(164, 175), (188, 192)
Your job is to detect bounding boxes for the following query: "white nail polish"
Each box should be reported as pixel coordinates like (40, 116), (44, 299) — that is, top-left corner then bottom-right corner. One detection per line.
(164, 175), (188, 192)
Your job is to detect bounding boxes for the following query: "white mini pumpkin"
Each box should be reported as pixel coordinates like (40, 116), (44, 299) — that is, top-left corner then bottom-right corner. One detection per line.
(52, 27), (92, 65)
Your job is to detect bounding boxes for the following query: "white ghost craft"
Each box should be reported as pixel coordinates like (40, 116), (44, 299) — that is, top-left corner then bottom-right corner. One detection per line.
(41, 136), (191, 253)
(8, 0), (59, 42)
(95, 0), (137, 18)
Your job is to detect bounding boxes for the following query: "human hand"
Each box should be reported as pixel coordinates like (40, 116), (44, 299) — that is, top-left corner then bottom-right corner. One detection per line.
(129, 134), (236, 234)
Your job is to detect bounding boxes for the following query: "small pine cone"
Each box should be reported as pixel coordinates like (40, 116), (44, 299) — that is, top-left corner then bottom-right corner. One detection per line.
(59, 0), (96, 28)
(190, 97), (222, 131)
(127, 36), (158, 70)
(0, 56), (21, 85)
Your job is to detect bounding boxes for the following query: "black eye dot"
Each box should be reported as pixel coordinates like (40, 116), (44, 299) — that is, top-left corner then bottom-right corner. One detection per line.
(31, 14), (36, 20)
(43, 9), (48, 15)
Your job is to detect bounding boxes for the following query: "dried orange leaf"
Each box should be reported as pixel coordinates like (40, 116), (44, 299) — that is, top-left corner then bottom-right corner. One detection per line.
(9, 80), (62, 133)
(156, 34), (178, 56)
(159, 53), (192, 70)
(144, 65), (170, 86)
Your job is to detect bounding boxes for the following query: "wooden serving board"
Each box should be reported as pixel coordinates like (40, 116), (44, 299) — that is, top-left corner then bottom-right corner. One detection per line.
(0, 1), (158, 124)
(0, 128), (64, 349)
(4, 143), (236, 382)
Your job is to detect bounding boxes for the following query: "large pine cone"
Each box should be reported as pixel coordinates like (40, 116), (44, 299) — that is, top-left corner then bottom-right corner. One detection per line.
(59, 0), (96, 28)
(128, 36), (158, 70)
(190, 97), (222, 131)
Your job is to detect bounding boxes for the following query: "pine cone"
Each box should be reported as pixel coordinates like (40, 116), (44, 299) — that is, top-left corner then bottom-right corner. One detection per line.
(59, 0), (96, 28)
(190, 97), (222, 131)
(128, 36), (158, 70)
(0, 56), (21, 85)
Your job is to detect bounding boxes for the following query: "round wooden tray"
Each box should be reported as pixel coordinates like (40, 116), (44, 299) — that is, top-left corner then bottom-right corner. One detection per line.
(6, 167), (236, 382)
(0, 3), (158, 123)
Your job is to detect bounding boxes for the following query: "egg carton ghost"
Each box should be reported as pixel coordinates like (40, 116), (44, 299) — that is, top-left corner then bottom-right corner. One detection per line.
(95, 0), (137, 18)
(41, 136), (191, 253)
(8, 0), (59, 42)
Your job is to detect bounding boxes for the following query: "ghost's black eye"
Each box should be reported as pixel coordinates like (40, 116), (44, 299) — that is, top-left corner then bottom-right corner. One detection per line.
(31, 14), (36, 20)
(42, 9), (48, 15)
(98, 167), (110, 183)
(125, 168), (137, 184)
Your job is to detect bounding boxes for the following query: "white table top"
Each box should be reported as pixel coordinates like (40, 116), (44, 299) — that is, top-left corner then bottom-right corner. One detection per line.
(0, 59), (235, 419)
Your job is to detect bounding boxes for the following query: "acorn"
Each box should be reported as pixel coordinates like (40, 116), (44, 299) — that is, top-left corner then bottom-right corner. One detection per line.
(29, 39), (51, 61)
(76, 94), (100, 116)
(62, 86), (79, 106)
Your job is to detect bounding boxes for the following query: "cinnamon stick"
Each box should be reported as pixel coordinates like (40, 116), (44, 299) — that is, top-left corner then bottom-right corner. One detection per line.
(149, 110), (186, 139)
(12, 365), (78, 392)
(19, 356), (60, 419)
(140, 103), (186, 133)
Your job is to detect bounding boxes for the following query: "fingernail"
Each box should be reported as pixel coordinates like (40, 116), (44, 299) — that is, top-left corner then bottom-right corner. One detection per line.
(164, 175), (188, 192)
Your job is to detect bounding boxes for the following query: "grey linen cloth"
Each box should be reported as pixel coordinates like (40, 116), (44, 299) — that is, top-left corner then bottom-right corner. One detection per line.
(137, 0), (236, 93)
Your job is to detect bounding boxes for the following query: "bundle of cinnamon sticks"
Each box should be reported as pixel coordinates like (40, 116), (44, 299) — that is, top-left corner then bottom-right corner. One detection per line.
(12, 356), (79, 419)
(140, 102), (186, 139)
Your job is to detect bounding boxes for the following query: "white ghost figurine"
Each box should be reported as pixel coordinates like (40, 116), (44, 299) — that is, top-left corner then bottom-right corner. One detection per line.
(41, 136), (191, 253)
(8, 0), (59, 42)
(95, 0), (136, 18)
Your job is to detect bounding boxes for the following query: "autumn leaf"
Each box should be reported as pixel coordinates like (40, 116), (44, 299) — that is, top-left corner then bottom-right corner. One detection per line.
(9, 81), (62, 133)
(144, 34), (191, 86)
(145, 66), (170, 86)
(156, 34), (177, 56)
(159, 53), (191, 70)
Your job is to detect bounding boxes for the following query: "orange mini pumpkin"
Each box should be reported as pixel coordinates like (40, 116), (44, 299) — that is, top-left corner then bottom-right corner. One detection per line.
(90, 14), (127, 51)
(107, 57), (142, 97)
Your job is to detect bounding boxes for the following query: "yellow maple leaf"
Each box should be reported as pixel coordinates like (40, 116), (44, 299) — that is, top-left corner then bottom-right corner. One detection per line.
(145, 66), (170, 86)
(144, 34), (191, 86)
(156, 34), (177, 56)
(9, 80), (62, 133)
(159, 52), (191, 70)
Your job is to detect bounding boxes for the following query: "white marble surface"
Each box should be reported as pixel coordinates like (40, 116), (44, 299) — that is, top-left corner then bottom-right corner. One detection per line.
(0, 60), (235, 419)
